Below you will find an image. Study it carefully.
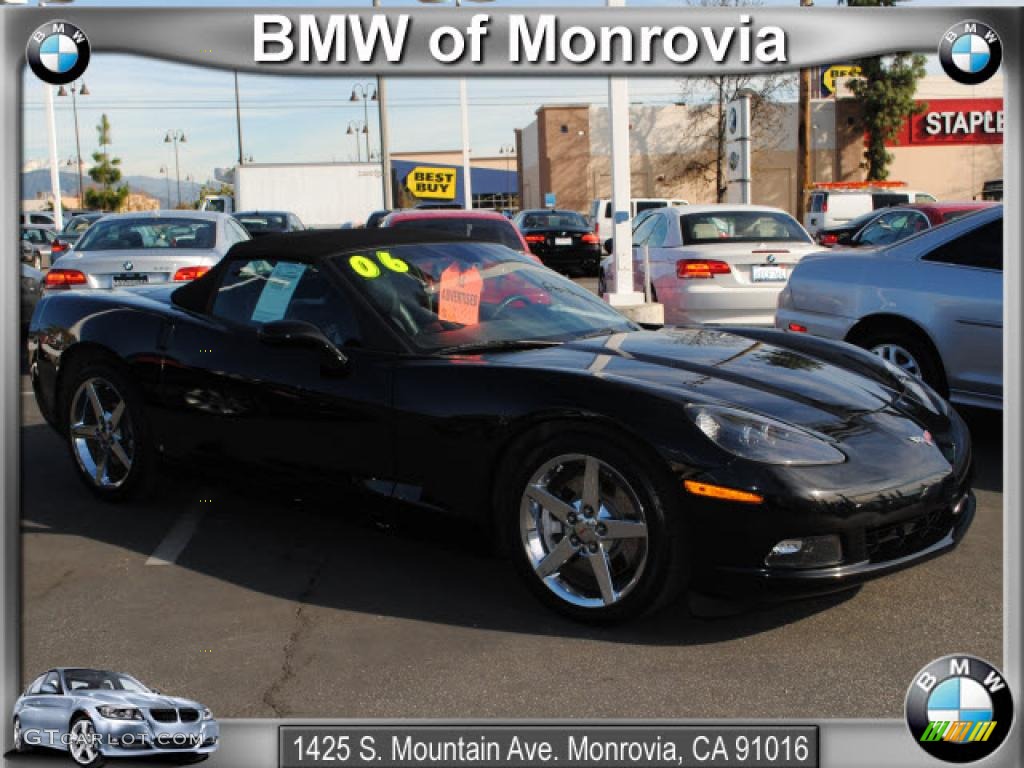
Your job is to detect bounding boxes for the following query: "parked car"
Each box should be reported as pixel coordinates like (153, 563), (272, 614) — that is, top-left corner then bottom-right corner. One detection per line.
(21, 263), (43, 332)
(980, 179), (1002, 201)
(12, 667), (218, 766)
(364, 209), (392, 229)
(817, 202), (996, 248)
(233, 210), (306, 237)
(512, 209), (601, 276)
(803, 186), (936, 236)
(589, 197), (688, 239)
(600, 205), (818, 326)
(777, 204), (1002, 410)
(29, 229), (975, 622)
(51, 212), (106, 260)
(20, 226), (56, 269)
(382, 209), (533, 255)
(21, 211), (56, 229)
(45, 211), (250, 291)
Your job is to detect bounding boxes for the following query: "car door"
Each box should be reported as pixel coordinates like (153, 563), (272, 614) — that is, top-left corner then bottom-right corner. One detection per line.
(917, 217), (1002, 404)
(629, 211), (662, 293)
(158, 255), (396, 484)
(805, 192), (824, 233)
(16, 674), (47, 735)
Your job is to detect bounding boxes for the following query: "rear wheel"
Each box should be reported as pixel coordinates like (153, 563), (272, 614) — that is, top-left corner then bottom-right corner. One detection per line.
(853, 328), (946, 395)
(64, 362), (156, 502)
(505, 433), (690, 623)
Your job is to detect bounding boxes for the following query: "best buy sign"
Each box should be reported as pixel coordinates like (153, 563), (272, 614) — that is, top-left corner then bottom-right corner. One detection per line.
(405, 166), (458, 200)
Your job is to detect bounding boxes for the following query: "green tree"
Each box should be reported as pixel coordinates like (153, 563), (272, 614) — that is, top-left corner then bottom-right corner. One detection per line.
(84, 114), (130, 211)
(841, 0), (927, 180)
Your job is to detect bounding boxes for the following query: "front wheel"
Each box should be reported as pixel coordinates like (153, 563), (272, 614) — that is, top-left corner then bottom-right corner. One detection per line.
(68, 716), (105, 767)
(13, 716), (29, 753)
(505, 433), (690, 623)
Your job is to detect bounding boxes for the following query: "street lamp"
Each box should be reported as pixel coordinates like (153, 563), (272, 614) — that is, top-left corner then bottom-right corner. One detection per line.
(164, 130), (186, 208)
(159, 165), (171, 209)
(350, 83), (377, 163)
(346, 121), (368, 162)
(57, 80), (89, 208)
(417, 0), (494, 210)
(499, 144), (515, 208)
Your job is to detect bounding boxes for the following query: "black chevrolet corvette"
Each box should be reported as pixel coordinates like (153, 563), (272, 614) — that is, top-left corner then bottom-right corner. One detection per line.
(27, 230), (974, 622)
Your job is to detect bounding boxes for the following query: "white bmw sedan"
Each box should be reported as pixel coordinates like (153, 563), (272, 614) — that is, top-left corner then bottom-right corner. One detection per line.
(45, 210), (250, 290)
(600, 205), (818, 327)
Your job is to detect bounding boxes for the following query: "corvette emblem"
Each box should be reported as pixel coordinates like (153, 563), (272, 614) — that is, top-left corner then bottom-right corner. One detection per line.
(909, 431), (934, 446)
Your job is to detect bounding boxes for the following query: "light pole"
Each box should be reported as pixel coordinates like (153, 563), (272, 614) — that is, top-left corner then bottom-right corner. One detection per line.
(417, 0), (493, 209)
(350, 83), (376, 164)
(164, 130), (186, 208)
(234, 71), (245, 167)
(372, 0), (393, 208)
(57, 80), (89, 208)
(499, 144), (515, 209)
(159, 165), (171, 209)
(346, 121), (368, 162)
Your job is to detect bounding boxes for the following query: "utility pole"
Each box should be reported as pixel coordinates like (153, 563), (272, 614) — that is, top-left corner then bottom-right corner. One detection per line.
(796, 0), (814, 222)
(234, 71), (245, 167)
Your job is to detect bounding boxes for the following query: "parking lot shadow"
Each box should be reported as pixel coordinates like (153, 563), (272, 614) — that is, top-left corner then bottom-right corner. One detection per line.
(960, 407), (1002, 494)
(20, 422), (861, 647)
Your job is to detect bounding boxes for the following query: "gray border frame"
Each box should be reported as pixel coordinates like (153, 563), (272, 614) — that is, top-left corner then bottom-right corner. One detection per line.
(1, 6), (1021, 767)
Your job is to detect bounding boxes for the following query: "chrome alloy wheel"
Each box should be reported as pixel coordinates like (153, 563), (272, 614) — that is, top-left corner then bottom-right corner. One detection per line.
(70, 377), (135, 489)
(520, 454), (649, 608)
(69, 718), (99, 765)
(13, 717), (23, 751)
(871, 343), (922, 378)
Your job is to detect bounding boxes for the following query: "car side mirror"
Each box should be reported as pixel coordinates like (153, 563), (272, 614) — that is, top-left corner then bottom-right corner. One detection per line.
(603, 238), (613, 255)
(258, 320), (348, 373)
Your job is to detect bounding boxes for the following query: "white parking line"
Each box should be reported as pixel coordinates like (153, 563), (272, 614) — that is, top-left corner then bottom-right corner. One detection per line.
(146, 508), (204, 566)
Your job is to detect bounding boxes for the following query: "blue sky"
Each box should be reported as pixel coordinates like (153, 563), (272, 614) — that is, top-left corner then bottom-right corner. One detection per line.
(19, 0), (965, 184)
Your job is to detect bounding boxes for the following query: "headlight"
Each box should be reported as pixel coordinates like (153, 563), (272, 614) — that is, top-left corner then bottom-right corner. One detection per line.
(202, 707), (213, 721)
(97, 705), (142, 720)
(687, 405), (845, 466)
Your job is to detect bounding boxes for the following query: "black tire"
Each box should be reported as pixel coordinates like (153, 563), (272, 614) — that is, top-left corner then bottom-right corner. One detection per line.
(502, 431), (690, 623)
(852, 327), (947, 396)
(67, 714), (106, 767)
(13, 716), (30, 754)
(62, 360), (157, 502)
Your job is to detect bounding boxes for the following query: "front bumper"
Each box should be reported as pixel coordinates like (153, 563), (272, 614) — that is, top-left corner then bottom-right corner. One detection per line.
(702, 490), (975, 599)
(94, 717), (220, 758)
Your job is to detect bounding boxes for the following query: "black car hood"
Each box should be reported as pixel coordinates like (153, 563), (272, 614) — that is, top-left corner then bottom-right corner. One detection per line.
(492, 327), (908, 434)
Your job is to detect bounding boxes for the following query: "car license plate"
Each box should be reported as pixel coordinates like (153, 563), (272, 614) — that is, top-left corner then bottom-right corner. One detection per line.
(554, 237), (573, 246)
(752, 265), (788, 282)
(113, 274), (149, 287)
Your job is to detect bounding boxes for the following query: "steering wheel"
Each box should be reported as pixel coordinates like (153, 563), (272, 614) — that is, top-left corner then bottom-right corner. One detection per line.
(490, 294), (536, 321)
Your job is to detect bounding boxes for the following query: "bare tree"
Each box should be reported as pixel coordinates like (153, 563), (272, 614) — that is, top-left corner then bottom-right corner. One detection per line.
(669, 0), (795, 201)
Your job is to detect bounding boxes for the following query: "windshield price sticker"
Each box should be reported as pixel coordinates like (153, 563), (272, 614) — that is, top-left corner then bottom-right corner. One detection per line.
(280, 725), (818, 768)
(349, 251), (410, 279)
(251, 261), (307, 323)
(439, 264), (483, 326)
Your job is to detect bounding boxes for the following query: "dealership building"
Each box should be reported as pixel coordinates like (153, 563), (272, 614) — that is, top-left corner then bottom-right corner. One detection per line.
(514, 74), (1003, 216)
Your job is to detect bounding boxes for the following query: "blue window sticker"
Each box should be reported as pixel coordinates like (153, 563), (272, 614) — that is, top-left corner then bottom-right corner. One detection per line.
(251, 262), (307, 323)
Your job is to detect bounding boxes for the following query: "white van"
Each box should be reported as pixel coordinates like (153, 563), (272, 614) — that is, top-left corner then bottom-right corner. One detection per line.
(589, 197), (688, 238)
(804, 187), (936, 235)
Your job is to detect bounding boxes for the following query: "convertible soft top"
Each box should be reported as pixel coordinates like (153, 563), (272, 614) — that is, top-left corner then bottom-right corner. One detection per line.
(172, 228), (470, 313)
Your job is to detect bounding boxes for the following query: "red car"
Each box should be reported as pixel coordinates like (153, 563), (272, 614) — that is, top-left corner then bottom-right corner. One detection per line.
(819, 201), (997, 248)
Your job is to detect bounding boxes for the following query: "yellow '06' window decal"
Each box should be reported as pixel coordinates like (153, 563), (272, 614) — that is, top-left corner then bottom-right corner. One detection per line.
(349, 251), (409, 278)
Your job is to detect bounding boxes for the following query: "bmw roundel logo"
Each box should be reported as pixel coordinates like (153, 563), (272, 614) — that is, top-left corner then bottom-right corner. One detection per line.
(939, 21), (1002, 86)
(906, 654), (1013, 763)
(123, 262), (134, 272)
(26, 21), (90, 86)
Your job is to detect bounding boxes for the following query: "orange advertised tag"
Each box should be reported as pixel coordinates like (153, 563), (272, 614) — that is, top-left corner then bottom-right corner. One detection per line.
(438, 264), (483, 326)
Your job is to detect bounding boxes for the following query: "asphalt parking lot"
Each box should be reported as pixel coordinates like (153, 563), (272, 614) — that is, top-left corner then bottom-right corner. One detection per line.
(18, 305), (1002, 721)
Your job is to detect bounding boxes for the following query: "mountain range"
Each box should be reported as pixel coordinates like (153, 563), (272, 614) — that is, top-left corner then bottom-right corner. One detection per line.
(22, 169), (203, 209)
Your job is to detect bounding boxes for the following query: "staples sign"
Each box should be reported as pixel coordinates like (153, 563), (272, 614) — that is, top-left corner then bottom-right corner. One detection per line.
(890, 99), (1004, 146)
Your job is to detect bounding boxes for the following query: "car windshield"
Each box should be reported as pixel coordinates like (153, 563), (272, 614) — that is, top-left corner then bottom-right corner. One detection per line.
(334, 242), (635, 352)
(64, 669), (150, 693)
(680, 211), (810, 244)
(76, 218), (218, 251)
(389, 217), (523, 251)
(237, 214), (288, 233)
(519, 212), (589, 230)
(845, 210), (883, 230)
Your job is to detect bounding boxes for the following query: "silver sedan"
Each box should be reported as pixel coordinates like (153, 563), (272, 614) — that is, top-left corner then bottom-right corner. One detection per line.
(776, 205), (1002, 410)
(12, 668), (219, 766)
(47, 210), (250, 290)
